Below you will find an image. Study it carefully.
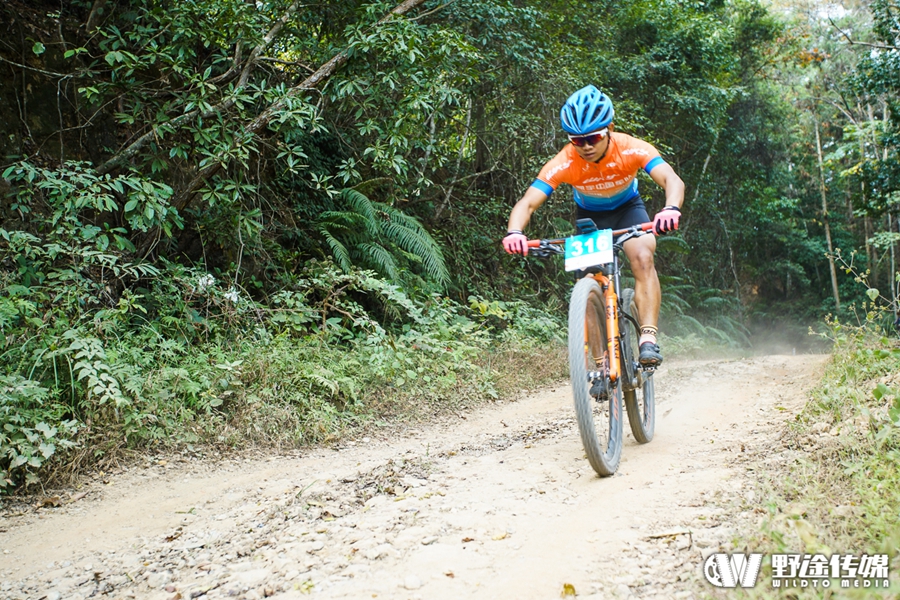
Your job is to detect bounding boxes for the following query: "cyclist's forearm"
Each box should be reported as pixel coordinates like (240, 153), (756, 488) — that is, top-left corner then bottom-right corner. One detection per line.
(507, 203), (535, 231)
(664, 178), (685, 209)
(507, 187), (549, 232)
(650, 164), (685, 209)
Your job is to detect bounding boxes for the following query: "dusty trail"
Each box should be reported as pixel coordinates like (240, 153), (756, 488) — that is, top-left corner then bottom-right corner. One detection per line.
(0, 354), (827, 600)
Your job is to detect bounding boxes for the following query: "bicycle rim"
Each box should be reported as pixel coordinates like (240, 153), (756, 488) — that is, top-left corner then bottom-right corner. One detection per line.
(621, 288), (655, 443)
(568, 277), (623, 476)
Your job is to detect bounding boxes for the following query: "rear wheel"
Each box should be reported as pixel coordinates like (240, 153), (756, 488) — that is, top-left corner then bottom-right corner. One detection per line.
(568, 277), (623, 477)
(621, 288), (655, 443)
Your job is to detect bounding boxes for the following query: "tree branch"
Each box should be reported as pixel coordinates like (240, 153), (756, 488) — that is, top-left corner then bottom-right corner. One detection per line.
(96, 0), (303, 175)
(134, 0), (428, 255)
(829, 17), (898, 50)
(85, 0), (109, 33)
(168, 0), (428, 210)
(0, 55), (70, 78)
(258, 56), (316, 73)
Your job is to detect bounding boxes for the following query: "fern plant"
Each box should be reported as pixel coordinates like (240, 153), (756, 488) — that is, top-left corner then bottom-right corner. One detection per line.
(316, 189), (449, 288)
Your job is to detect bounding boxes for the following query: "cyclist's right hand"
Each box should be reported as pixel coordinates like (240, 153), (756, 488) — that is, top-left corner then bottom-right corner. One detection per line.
(502, 230), (529, 255)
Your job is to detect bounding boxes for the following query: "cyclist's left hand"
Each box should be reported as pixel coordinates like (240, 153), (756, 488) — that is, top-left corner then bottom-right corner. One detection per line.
(502, 231), (529, 255)
(652, 206), (681, 234)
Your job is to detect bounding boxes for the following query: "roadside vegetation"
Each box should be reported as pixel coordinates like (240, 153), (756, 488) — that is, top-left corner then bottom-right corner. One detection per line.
(0, 0), (897, 495)
(737, 303), (900, 598)
(0, 241), (568, 489)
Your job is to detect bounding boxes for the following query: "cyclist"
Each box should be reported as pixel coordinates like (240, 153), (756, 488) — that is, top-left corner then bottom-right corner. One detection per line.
(502, 85), (684, 367)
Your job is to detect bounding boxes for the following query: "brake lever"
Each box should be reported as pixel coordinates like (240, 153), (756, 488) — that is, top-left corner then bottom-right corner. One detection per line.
(529, 241), (564, 258)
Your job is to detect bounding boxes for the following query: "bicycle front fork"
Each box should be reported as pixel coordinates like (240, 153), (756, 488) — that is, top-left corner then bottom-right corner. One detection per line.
(586, 273), (620, 385)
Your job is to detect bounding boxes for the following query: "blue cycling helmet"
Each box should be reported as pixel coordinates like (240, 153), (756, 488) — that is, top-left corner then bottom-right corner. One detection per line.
(559, 85), (614, 135)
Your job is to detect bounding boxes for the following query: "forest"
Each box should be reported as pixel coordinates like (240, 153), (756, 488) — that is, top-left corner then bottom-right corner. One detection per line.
(0, 0), (897, 490)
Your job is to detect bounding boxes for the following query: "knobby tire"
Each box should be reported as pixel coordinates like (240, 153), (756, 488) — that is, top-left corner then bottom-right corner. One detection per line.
(621, 288), (655, 443)
(568, 277), (623, 477)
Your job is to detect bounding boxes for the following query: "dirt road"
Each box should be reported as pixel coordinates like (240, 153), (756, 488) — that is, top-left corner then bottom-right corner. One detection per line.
(0, 354), (827, 600)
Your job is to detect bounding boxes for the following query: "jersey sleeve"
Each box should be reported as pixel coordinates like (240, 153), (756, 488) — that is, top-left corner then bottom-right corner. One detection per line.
(625, 137), (664, 174)
(530, 148), (574, 196)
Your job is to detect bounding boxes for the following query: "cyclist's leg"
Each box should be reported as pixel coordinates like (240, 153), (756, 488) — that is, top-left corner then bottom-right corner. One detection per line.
(574, 197), (660, 343)
(622, 234), (659, 330)
(606, 197), (664, 365)
(623, 234), (663, 365)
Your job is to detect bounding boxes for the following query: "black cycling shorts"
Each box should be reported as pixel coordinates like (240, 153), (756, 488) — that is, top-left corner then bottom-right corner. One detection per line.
(575, 195), (649, 231)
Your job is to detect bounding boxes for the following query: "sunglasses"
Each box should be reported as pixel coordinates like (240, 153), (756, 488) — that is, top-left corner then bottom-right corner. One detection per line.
(568, 128), (609, 147)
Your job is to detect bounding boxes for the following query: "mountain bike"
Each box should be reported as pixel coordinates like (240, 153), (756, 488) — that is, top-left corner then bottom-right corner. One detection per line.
(528, 220), (656, 476)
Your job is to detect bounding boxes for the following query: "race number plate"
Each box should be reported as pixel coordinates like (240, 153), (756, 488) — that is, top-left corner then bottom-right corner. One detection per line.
(564, 229), (614, 271)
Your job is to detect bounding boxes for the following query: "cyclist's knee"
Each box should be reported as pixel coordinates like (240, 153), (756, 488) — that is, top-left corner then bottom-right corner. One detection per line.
(630, 249), (655, 275)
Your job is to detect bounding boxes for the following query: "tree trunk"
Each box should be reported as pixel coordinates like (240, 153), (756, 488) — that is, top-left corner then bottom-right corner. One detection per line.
(814, 116), (841, 312)
(435, 96), (472, 220)
(865, 215), (873, 276)
(889, 212), (897, 315)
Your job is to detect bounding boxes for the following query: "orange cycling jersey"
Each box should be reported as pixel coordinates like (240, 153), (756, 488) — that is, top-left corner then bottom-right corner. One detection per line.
(530, 132), (665, 211)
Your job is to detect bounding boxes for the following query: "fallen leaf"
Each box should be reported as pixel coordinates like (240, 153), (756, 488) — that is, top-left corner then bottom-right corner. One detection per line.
(38, 496), (62, 508)
(462, 537), (474, 543)
(164, 527), (183, 542)
(69, 492), (88, 503)
(492, 532), (508, 541)
(445, 571), (455, 578)
(561, 583), (577, 597)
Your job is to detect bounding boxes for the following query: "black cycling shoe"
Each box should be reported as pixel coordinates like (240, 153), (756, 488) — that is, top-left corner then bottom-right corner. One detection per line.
(639, 342), (663, 367)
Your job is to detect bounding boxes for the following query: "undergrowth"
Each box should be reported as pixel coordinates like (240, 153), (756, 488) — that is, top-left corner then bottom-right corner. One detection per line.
(0, 235), (567, 492)
(734, 309), (900, 599)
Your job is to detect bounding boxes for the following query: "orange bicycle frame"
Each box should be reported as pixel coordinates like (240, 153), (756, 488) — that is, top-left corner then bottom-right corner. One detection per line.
(585, 272), (620, 384)
(525, 221), (654, 386)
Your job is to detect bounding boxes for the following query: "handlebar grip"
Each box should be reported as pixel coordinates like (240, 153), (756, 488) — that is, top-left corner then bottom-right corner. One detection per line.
(526, 240), (541, 248)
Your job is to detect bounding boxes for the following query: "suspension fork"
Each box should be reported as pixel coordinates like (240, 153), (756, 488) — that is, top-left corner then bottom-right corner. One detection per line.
(586, 273), (620, 384)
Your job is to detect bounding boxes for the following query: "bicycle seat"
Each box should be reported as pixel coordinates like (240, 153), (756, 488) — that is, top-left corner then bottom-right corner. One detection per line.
(575, 218), (598, 235)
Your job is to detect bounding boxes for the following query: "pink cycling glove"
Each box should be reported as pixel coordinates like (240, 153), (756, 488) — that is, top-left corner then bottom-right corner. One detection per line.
(652, 206), (681, 234)
(502, 231), (529, 255)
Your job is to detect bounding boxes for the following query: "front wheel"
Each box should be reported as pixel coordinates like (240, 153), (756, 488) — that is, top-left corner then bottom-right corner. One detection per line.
(568, 277), (623, 477)
(621, 288), (655, 443)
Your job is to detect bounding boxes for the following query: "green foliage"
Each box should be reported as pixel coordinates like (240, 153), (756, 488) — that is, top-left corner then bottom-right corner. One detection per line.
(0, 376), (79, 490)
(0, 218), (562, 490)
(316, 189), (449, 287)
(744, 302), (900, 586)
(7, 0), (897, 492)
(3, 161), (182, 242)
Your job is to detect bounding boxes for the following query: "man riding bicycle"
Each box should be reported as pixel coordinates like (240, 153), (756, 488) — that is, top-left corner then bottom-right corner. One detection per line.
(502, 85), (685, 367)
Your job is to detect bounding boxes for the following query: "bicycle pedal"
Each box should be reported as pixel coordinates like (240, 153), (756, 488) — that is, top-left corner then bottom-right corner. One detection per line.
(589, 380), (607, 400)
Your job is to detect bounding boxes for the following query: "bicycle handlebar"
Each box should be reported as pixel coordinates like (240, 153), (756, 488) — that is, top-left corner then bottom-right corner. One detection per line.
(525, 222), (655, 249)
